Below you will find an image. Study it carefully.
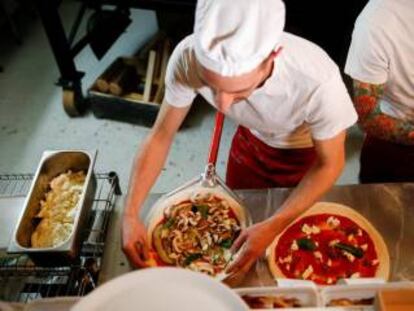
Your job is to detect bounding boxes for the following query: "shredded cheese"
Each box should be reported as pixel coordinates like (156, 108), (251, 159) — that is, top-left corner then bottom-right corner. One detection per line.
(327, 216), (341, 228)
(329, 239), (340, 247)
(291, 240), (299, 251)
(301, 224), (321, 235)
(351, 272), (361, 279)
(342, 251), (355, 262)
(279, 255), (292, 264)
(302, 265), (314, 280)
(313, 251), (323, 261)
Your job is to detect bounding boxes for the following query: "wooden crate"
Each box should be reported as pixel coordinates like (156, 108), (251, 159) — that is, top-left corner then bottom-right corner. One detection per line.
(89, 33), (171, 126)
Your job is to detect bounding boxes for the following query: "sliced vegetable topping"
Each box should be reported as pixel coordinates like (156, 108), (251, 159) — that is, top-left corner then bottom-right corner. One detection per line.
(334, 243), (364, 259)
(219, 238), (233, 249)
(193, 205), (209, 219)
(297, 238), (317, 251)
(163, 217), (175, 229)
(184, 253), (202, 266)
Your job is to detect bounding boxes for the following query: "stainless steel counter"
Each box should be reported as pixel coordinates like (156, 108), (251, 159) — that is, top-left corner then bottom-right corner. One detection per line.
(100, 183), (414, 286)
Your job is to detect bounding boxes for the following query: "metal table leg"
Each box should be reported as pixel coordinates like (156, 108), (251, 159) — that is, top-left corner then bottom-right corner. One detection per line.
(34, 0), (86, 116)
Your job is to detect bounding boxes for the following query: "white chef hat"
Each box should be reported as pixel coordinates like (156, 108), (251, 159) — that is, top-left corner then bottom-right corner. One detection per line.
(194, 0), (286, 77)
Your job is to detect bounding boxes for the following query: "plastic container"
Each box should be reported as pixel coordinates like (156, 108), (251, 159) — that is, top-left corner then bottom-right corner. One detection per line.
(235, 286), (319, 309)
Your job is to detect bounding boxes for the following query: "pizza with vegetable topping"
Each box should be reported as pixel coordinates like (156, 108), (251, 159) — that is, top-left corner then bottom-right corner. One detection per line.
(267, 202), (390, 285)
(146, 190), (248, 278)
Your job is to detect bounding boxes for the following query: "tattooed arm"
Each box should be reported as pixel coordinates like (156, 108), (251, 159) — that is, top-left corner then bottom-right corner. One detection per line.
(352, 80), (414, 145)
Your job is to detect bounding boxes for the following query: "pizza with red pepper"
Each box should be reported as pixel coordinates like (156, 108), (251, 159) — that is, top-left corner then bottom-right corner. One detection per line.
(267, 202), (390, 285)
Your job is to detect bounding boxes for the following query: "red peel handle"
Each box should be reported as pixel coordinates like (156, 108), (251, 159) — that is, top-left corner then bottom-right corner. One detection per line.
(207, 112), (225, 166)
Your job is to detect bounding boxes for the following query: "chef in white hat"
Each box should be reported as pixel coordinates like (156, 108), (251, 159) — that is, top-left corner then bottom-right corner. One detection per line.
(122, 0), (357, 276)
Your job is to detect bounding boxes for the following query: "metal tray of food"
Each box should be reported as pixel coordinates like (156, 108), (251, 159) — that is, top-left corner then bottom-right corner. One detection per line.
(7, 150), (97, 266)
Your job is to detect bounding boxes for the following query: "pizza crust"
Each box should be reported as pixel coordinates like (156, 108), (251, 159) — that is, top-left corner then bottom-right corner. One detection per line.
(267, 202), (390, 283)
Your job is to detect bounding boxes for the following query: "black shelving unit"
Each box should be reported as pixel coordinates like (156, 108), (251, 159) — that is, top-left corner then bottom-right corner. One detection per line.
(0, 172), (121, 303)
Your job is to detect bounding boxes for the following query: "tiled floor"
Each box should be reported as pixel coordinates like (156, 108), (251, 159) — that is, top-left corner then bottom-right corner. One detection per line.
(0, 1), (363, 196)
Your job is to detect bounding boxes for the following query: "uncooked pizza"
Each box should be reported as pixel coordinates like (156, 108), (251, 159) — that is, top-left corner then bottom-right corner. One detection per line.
(267, 202), (389, 285)
(149, 192), (242, 277)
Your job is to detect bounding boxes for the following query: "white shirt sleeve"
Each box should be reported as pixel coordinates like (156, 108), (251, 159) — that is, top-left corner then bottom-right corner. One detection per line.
(344, 16), (389, 85)
(164, 39), (197, 107)
(306, 71), (358, 141)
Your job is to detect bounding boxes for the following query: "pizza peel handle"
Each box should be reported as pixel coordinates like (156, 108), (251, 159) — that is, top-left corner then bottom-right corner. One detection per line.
(200, 112), (247, 211)
(207, 112), (225, 167)
(152, 112), (226, 200)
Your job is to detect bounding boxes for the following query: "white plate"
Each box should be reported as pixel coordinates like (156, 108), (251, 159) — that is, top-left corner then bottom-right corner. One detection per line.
(71, 267), (249, 311)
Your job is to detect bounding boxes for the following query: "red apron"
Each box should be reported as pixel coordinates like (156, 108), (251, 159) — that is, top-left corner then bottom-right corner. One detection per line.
(360, 135), (414, 183)
(226, 126), (316, 190)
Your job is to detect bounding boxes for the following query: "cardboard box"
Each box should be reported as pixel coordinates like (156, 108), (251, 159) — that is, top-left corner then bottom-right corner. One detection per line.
(375, 289), (414, 311)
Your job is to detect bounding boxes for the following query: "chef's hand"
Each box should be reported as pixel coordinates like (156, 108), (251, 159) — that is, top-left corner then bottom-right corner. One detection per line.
(122, 215), (150, 268)
(226, 218), (281, 275)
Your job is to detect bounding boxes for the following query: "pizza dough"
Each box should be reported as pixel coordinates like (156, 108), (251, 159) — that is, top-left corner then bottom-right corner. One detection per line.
(267, 202), (390, 284)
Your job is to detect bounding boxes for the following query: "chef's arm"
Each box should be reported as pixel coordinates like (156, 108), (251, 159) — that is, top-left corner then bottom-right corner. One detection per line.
(124, 101), (191, 219)
(226, 131), (346, 275)
(268, 130), (346, 229)
(352, 80), (414, 145)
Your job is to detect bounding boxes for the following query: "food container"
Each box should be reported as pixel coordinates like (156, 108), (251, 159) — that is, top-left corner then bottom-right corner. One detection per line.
(235, 286), (319, 309)
(7, 150), (97, 266)
(234, 282), (414, 310)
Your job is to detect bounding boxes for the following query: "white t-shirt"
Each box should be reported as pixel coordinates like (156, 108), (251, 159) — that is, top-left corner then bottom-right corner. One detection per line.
(345, 0), (414, 122)
(165, 33), (357, 149)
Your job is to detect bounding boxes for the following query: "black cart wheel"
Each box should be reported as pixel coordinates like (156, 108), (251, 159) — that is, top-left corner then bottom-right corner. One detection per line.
(63, 89), (81, 117)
